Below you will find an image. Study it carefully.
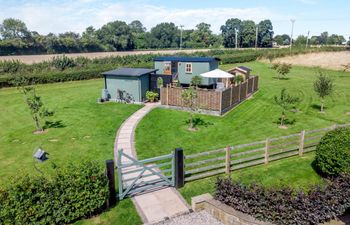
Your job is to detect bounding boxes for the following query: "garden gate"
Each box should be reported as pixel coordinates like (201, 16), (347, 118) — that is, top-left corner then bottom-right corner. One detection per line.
(116, 148), (184, 200)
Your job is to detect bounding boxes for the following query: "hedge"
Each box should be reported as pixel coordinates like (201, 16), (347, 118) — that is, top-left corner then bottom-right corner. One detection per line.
(0, 47), (346, 88)
(0, 161), (109, 224)
(315, 127), (350, 177)
(215, 176), (350, 225)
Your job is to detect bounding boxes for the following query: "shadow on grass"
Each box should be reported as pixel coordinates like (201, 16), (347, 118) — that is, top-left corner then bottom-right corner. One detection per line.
(310, 103), (328, 111)
(185, 117), (214, 128)
(272, 76), (290, 80)
(275, 118), (296, 125)
(44, 120), (66, 129)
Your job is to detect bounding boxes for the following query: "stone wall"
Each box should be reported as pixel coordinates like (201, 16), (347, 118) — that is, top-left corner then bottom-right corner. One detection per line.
(192, 194), (273, 225)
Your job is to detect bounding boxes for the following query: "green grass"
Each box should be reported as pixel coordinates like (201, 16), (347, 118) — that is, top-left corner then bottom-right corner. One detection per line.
(179, 152), (324, 203)
(0, 79), (142, 225)
(135, 62), (350, 159)
(74, 199), (142, 225)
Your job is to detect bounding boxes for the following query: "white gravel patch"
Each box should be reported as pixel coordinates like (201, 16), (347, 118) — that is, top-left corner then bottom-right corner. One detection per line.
(156, 210), (223, 225)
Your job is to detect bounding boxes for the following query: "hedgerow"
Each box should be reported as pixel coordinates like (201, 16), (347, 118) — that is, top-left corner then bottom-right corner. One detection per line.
(0, 161), (109, 224)
(215, 176), (350, 225)
(0, 46), (346, 87)
(314, 127), (350, 177)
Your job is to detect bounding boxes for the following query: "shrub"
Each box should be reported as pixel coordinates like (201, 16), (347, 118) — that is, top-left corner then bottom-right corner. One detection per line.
(146, 91), (159, 102)
(0, 161), (109, 224)
(51, 55), (76, 71)
(215, 176), (350, 225)
(0, 59), (24, 73)
(314, 127), (350, 177)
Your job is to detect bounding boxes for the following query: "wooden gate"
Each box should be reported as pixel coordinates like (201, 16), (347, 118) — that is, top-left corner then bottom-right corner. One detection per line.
(116, 149), (175, 200)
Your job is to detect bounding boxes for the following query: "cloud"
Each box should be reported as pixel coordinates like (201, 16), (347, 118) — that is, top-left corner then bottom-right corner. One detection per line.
(0, 1), (285, 34)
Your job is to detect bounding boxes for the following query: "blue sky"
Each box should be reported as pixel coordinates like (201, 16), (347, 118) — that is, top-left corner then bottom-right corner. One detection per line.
(1, 0), (349, 39)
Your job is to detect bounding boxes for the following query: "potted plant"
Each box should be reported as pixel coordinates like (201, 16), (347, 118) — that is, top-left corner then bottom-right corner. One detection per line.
(146, 91), (159, 102)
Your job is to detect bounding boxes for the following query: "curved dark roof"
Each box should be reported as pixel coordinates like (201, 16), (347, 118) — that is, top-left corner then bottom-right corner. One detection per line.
(238, 66), (252, 72)
(102, 68), (158, 77)
(154, 56), (220, 62)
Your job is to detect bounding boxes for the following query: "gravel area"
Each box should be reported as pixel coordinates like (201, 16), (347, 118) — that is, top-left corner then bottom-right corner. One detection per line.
(156, 210), (223, 225)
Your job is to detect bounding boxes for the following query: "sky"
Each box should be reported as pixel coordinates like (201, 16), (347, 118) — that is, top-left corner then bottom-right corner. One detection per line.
(1, 0), (349, 39)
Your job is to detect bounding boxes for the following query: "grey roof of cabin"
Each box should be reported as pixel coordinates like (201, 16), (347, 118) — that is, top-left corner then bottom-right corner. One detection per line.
(238, 66), (252, 72)
(154, 56), (220, 62)
(102, 68), (158, 77)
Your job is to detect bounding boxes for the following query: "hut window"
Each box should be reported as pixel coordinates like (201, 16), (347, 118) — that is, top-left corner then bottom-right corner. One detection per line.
(185, 63), (192, 74)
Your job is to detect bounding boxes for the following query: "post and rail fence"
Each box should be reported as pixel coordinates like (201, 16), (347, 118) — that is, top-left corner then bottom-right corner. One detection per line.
(106, 123), (349, 202)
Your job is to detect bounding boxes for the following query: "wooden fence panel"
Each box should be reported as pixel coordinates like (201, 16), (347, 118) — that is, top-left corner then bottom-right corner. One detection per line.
(240, 82), (247, 101)
(248, 77), (254, 94)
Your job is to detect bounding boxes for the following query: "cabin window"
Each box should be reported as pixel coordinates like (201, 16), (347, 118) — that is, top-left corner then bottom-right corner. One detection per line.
(164, 62), (171, 74)
(185, 63), (192, 74)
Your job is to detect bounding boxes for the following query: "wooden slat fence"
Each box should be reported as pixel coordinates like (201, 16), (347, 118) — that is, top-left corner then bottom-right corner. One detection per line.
(184, 123), (350, 182)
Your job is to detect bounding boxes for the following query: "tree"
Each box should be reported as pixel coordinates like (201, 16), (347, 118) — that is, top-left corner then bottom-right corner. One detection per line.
(181, 87), (198, 130)
(0, 18), (30, 40)
(190, 75), (202, 88)
(272, 63), (292, 79)
(234, 75), (244, 85)
(81, 26), (102, 51)
(13, 76), (54, 132)
(313, 72), (334, 112)
(189, 23), (217, 48)
(274, 88), (300, 127)
(220, 18), (241, 48)
(240, 20), (256, 47)
(96, 20), (134, 51)
(258, 20), (274, 47)
(274, 34), (290, 46)
(150, 22), (179, 48)
(294, 35), (307, 47)
(128, 20), (146, 34)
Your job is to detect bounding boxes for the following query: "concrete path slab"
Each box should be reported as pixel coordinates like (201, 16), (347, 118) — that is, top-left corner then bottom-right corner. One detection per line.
(114, 103), (190, 224)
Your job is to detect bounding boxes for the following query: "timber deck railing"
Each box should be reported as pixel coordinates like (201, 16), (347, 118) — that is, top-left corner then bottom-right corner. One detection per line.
(183, 123), (350, 182)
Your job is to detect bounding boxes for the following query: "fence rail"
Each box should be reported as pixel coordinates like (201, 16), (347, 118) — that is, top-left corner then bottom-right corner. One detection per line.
(183, 123), (350, 182)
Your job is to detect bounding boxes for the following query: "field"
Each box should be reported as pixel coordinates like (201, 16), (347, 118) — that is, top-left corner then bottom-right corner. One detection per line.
(135, 61), (350, 158)
(0, 49), (210, 64)
(273, 51), (350, 71)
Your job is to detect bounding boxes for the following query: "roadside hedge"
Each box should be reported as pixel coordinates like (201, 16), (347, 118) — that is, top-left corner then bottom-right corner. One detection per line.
(215, 176), (350, 225)
(314, 127), (350, 177)
(0, 161), (109, 224)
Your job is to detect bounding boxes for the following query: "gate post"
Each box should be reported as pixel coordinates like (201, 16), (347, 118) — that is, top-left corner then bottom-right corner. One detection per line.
(174, 148), (184, 189)
(106, 159), (117, 207)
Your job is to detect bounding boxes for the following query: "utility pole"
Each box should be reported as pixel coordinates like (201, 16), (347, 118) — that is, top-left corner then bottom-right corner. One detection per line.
(180, 25), (184, 50)
(235, 28), (238, 49)
(255, 25), (259, 50)
(305, 30), (310, 48)
(290, 19), (295, 53)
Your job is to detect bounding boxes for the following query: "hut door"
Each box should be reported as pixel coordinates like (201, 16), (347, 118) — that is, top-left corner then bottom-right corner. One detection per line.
(163, 62), (171, 75)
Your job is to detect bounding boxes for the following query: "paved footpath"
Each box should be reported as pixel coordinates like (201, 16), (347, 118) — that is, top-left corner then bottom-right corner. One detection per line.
(114, 103), (190, 224)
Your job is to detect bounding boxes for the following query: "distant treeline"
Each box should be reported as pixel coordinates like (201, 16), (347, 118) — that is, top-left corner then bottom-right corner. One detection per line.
(0, 46), (345, 88)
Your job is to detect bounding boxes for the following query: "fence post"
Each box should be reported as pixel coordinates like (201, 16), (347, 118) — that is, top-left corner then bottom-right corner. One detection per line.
(265, 138), (270, 164)
(299, 130), (305, 156)
(174, 148), (184, 188)
(166, 84), (169, 105)
(230, 87), (233, 106)
(225, 146), (231, 174)
(246, 81), (249, 97)
(105, 160), (117, 208)
(238, 83), (241, 102)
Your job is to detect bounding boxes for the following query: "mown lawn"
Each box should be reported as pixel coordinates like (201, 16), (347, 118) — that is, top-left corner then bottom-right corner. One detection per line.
(179, 152), (324, 203)
(0, 79), (142, 225)
(135, 62), (350, 159)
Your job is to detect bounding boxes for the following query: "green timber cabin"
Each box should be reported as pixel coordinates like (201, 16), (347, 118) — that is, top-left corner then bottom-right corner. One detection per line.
(101, 68), (158, 103)
(154, 56), (220, 87)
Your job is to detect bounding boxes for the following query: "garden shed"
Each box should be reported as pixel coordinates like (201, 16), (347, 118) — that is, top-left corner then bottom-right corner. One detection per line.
(101, 68), (158, 103)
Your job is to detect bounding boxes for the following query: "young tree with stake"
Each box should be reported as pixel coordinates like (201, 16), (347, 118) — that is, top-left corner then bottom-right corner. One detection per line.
(274, 88), (300, 127)
(181, 87), (198, 130)
(12, 76), (54, 133)
(272, 63), (292, 79)
(313, 72), (334, 112)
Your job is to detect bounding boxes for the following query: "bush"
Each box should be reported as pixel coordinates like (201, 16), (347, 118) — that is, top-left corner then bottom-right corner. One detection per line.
(0, 161), (109, 224)
(146, 91), (159, 102)
(215, 176), (350, 225)
(0, 60), (25, 73)
(314, 127), (350, 177)
(51, 55), (76, 71)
